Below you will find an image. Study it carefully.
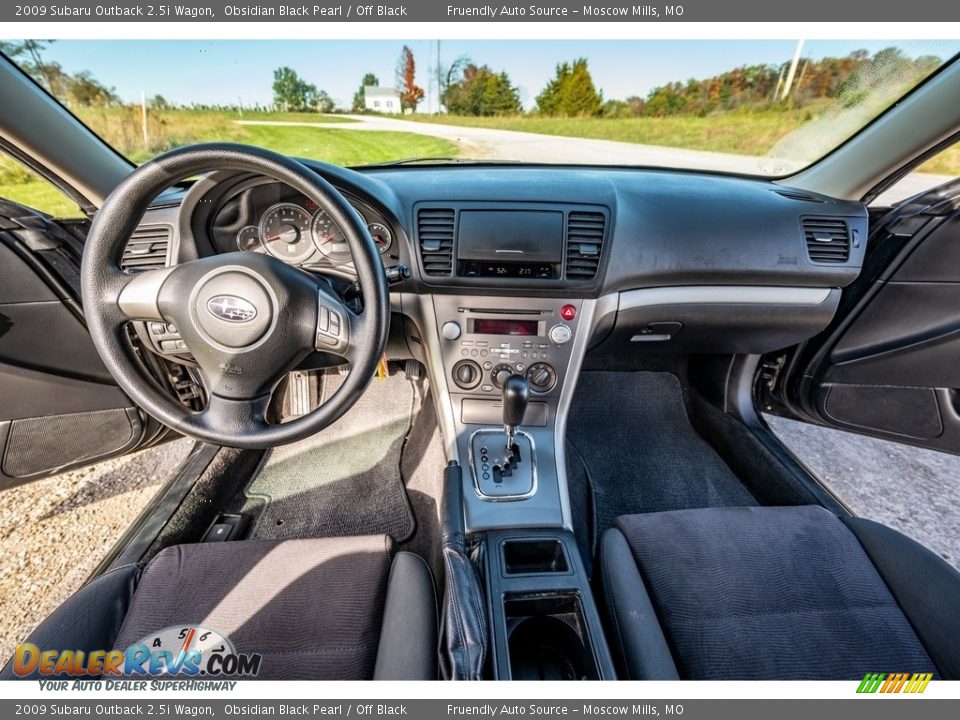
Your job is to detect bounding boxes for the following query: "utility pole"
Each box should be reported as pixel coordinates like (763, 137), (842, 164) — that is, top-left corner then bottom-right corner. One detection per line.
(140, 91), (148, 144)
(437, 40), (442, 114)
(781, 39), (805, 101)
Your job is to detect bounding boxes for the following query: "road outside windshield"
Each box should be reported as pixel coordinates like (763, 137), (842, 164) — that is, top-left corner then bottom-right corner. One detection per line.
(1, 39), (958, 215)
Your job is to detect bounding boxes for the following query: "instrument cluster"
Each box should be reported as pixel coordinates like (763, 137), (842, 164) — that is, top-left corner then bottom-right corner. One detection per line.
(209, 182), (397, 272)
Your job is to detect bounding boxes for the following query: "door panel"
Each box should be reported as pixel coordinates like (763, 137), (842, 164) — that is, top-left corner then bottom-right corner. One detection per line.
(773, 182), (960, 455)
(0, 202), (154, 488)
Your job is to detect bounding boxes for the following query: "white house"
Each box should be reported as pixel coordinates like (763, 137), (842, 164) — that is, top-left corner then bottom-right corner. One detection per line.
(364, 86), (401, 113)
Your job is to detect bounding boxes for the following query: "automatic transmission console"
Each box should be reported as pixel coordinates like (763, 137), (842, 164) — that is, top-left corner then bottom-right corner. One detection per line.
(471, 375), (536, 499)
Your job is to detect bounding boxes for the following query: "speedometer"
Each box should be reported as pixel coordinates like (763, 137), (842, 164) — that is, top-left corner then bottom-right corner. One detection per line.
(311, 209), (352, 264)
(259, 203), (316, 264)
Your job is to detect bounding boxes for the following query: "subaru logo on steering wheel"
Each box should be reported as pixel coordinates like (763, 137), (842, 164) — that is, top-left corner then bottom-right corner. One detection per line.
(206, 295), (258, 323)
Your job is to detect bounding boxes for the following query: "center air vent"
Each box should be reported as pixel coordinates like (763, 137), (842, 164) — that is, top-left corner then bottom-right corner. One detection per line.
(121, 224), (171, 272)
(417, 208), (455, 277)
(803, 217), (850, 264)
(565, 211), (606, 280)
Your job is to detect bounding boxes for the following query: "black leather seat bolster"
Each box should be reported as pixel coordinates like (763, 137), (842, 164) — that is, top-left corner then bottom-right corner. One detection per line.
(1, 564), (141, 680)
(842, 516), (960, 680)
(598, 528), (679, 680)
(374, 551), (439, 680)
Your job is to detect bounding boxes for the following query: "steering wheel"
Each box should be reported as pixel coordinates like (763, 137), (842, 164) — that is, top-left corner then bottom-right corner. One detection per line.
(80, 143), (389, 449)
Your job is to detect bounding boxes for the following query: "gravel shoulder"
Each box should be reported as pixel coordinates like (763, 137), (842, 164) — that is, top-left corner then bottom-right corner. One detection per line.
(0, 439), (193, 663)
(766, 415), (960, 569)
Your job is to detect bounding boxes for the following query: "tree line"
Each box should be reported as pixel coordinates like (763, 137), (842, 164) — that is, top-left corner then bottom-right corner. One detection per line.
(2, 41), (941, 121)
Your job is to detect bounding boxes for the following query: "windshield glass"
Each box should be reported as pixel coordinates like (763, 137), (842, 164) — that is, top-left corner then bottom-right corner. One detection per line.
(3, 39), (958, 177)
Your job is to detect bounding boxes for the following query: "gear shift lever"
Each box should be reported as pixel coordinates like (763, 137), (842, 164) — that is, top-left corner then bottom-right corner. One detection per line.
(501, 374), (529, 451)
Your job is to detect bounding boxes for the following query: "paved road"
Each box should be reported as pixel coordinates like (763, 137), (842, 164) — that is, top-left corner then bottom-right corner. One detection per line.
(237, 115), (951, 203)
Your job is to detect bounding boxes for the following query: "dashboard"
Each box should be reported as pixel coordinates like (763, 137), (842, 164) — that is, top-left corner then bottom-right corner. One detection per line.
(130, 161), (870, 369)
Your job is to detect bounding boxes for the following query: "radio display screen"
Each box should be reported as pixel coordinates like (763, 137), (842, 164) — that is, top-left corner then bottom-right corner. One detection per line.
(472, 318), (539, 336)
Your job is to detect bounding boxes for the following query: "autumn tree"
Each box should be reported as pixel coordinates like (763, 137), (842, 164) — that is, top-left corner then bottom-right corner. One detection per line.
(396, 45), (424, 112)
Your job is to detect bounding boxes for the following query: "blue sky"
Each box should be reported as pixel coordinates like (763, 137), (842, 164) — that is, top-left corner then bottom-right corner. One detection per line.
(35, 39), (958, 112)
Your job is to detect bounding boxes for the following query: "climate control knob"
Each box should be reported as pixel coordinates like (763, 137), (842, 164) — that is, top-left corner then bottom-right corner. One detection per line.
(491, 363), (515, 389)
(526, 362), (558, 393)
(452, 359), (482, 390)
(549, 323), (573, 345)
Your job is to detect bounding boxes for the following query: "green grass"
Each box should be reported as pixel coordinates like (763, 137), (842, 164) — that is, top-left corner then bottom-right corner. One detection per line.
(237, 124), (455, 165)
(0, 108), (454, 218)
(405, 110), (817, 157)
(0, 179), (82, 218)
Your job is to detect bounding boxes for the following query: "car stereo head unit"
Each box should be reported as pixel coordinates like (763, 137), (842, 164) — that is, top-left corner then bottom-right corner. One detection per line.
(456, 210), (563, 280)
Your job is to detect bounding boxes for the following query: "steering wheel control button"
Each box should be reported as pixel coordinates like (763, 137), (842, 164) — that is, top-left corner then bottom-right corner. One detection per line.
(452, 359), (482, 390)
(195, 271), (273, 349)
(316, 302), (345, 349)
(560, 304), (577, 321)
(549, 323), (573, 345)
(442, 321), (462, 341)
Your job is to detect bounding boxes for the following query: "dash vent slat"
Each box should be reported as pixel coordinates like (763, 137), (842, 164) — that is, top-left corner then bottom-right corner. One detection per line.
(565, 211), (606, 280)
(121, 225), (171, 272)
(416, 208), (455, 277)
(803, 217), (850, 264)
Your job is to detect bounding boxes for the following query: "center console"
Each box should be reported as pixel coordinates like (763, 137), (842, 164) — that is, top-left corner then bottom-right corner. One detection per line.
(430, 294), (599, 531)
(403, 201), (616, 680)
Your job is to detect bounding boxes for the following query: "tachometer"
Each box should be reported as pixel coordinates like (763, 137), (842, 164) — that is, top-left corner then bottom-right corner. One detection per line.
(259, 203), (316, 264)
(367, 222), (393, 254)
(311, 209), (352, 264)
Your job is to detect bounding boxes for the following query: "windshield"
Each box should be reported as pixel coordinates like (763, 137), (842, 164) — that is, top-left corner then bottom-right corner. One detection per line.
(3, 39), (959, 178)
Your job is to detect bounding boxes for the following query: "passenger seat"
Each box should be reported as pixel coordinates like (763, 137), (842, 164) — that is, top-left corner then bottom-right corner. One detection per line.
(599, 505), (960, 680)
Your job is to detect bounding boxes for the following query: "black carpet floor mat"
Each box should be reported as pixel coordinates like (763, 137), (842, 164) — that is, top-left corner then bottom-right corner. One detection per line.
(567, 371), (757, 546)
(242, 372), (416, 542)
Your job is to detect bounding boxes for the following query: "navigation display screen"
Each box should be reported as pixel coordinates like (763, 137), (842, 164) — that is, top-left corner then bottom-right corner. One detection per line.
(472, 319), (539, 336)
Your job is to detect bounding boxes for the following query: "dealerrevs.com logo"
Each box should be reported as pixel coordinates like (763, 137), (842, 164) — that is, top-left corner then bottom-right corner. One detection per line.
(856, 672), (933, 694)
(13, 625), (261, 679)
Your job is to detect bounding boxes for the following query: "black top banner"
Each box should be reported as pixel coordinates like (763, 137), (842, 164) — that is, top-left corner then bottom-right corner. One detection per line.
(4, 0), (959, 22)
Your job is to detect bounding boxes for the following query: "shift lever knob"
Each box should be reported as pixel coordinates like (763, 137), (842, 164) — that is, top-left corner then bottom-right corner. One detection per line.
(502, 374), (529, 449)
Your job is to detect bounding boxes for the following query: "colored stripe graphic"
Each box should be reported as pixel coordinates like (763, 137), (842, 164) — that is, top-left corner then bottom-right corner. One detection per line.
(857, 672), (932, 693)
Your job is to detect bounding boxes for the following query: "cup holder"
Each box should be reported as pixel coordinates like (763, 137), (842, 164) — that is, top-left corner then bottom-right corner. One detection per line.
(505, 593), (599, 680)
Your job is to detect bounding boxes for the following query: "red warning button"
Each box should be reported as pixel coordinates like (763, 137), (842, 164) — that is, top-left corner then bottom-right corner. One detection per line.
(560, 304), (577, 321)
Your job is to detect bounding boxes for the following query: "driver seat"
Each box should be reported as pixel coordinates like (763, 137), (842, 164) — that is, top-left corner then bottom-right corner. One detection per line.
(2, 536), (437, 680)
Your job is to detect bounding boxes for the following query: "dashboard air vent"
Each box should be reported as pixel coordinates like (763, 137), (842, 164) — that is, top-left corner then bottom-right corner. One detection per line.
(803, 217), (850, 264)
(417, 208), (455, 276)
(774, 188), (825, 203)
(565, 211), (606, 280)
(121, 224), (171, 272)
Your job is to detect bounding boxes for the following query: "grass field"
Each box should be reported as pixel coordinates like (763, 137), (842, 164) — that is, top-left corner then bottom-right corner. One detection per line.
(406, 111), (960, 176)
(0, 108), (454, 217)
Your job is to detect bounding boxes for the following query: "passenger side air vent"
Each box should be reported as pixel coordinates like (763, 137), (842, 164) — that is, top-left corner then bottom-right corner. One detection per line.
(417, 208), (455, 276)
(803, 217), (850, 264)
(565, 211), (606, 280)
(121, 224), (171, 272)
